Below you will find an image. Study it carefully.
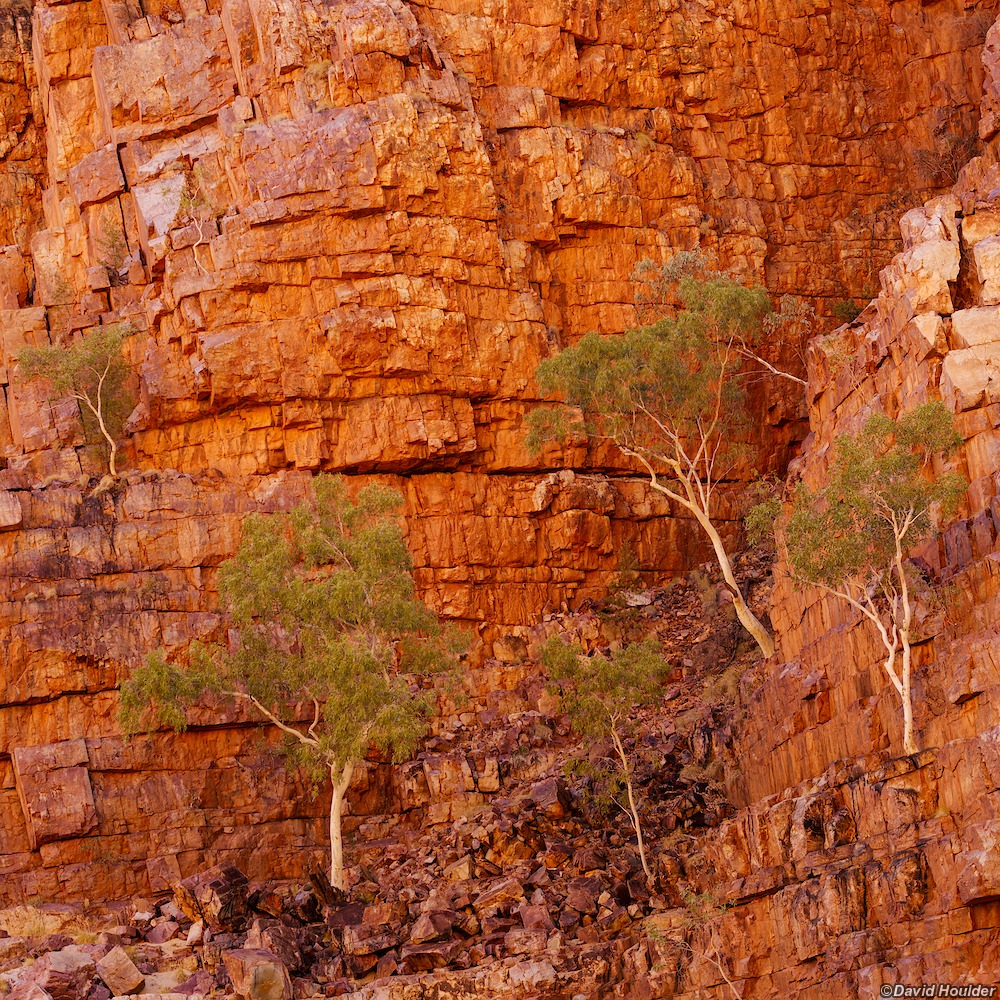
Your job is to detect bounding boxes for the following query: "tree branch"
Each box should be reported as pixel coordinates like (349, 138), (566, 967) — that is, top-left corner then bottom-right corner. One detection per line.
(231, 691), (319, 748)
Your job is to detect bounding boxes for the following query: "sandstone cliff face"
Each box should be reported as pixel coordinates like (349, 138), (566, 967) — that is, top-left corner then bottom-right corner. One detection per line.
(2, 2), (1000, 987)
(654, 54), (1000, 998)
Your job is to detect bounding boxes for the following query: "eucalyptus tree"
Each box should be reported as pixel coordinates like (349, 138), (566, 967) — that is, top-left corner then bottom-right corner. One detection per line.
(777, 404), (965, 755)
(121, 476), (458, 889)
(18, 323), (132, 476)
(529, 262), (798, 656)
(542, 637), (669, 880)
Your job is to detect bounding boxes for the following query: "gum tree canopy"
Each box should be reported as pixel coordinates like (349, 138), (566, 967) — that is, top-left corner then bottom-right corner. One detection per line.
(18, 323), (132, 477)
(121, 476), (459, 890)
(781, 403), (966, 756)
(529, 258), (804, 658)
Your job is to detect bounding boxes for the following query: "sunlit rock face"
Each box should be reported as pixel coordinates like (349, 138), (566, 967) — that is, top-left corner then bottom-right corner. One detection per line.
(1, 0), (999, 920)
(685, 96), (1000, 994)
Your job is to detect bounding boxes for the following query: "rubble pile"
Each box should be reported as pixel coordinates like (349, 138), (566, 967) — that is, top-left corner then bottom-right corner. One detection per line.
(0, 574), (763, 1000)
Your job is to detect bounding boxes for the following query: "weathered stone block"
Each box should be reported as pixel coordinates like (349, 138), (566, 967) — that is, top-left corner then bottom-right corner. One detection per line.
(222, 949), (292, 1000)
(528, 777), (572, 819)
(11, 741), (97, 850)
(66, 147), (124, 210)
(174, 863), (250, 931)
(942, 348), (996, 412)
(95, 946), (143, 996)
(0, 490), (22, 529)
(34, 950), (95, 1000)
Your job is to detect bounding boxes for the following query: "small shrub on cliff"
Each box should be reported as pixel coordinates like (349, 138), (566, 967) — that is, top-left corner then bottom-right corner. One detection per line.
(121, 476), (460, 890)
(17, 323), (133, 477)
(528, 256), (809, 658)
(832, 298), (863, 325)
(757, 403), (966, 756)
(677, 889), (740, 999)
(542, 637), (669, 880)
(96, 217), (128, 284)
(912, 107), (981, 187)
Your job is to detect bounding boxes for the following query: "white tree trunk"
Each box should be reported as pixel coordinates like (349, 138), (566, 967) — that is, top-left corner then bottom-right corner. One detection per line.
(611, 727), (652, 881)
(329, 762), (355, 891)
(630, 452), (775, 658)
(80, 392), (118, 476)
(894, 548), (918, 756)
(697, 510), (775, 658)
(899, 631), (917, 755)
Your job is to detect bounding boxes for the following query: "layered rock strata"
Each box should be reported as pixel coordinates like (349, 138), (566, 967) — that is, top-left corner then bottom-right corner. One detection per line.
(637, 42), (1000, 996)
(2, 0), (1000, 957)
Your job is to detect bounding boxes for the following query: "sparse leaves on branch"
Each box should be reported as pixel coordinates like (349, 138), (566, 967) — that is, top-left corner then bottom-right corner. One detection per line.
(120, 475), (461, 889)
(17, 323), (133, 477)
(775, 402), (966, 755)
(633, 253), (811, 386)
(542, 636), (669, 879)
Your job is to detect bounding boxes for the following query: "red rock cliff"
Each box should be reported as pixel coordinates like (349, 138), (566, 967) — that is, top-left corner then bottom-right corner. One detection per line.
(1, 0), (1000, 963)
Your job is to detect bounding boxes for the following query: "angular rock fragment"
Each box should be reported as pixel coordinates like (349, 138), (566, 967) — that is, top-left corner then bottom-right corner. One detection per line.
(472, 877), (525, 914)
(145, 921), (179, 944)
(246, 919), (301, 971)
(10, 986), (52, 1000)
(503, 926), (548, 956)
(341, 924), (399, 956)
(0, 490), (22, 529)
(399, 938), (463, 971)
(324, 902), (364, 929)
(443, 856), (473, 882)
(223, 949), (292, 1000)
(174, 864), (249, 931)
(565, 877), (602, 915)
(95, 946), (143, 997)
(408, 910), (456, 944)
(528, 777), (572, 819)
(34, 950), (95, 1000)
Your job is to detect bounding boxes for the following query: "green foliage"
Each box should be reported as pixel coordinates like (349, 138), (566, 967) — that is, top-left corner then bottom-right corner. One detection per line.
(97, 217), (128, 280)
(783, 403), (965, 756)
(530, 253), (802, 481)
(680, 888), (730, 927)
(563, 756), (631, 821)
(832, 299), (863, 325)
(544, 636), (669, 878)
(524, 406), (574, 456)
(541, 636), (669, 735)
(633, 252), (811, 347)
(609, 540), (642, 594)
(18, 324), (134, 472)
(119, 649), (218, 734)
(121, 476), (459, 784)
(18, 324), (130, 402)
(785, 403), (965, 591)
(531, 278), (756, 468)
(745, 475), (783, 546)
(745, 498), (781, 546)
(530, 256), (798, 658)
(49, 272), (73, 306)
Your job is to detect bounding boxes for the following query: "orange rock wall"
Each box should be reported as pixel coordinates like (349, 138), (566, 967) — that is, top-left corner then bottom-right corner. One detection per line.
(644, 51), (1000, 996)
(1, 0), (997, 630)
(2, 0), (1000, 919)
